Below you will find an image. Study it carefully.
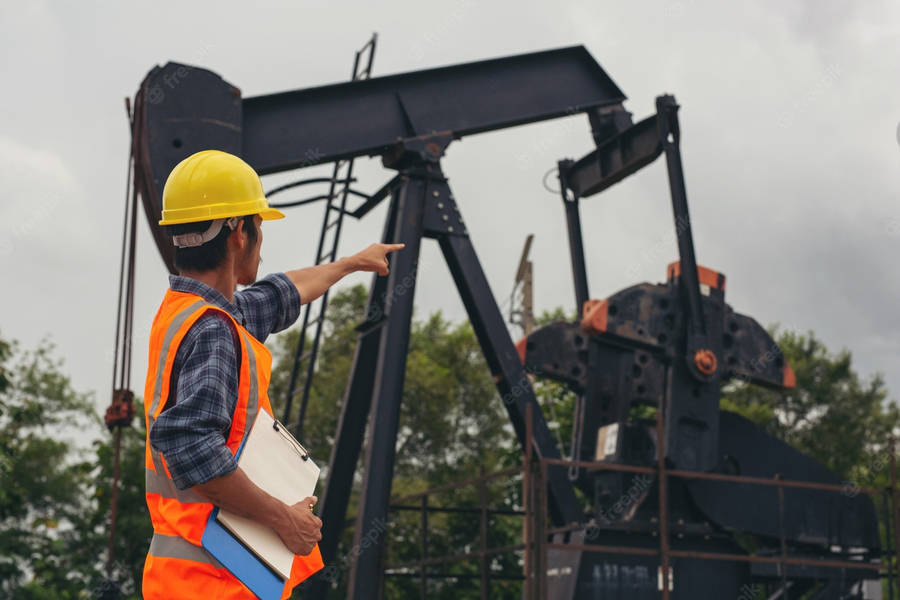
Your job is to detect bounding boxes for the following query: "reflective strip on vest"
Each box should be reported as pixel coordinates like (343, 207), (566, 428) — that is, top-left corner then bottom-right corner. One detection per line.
(145, 464), (207, 503)
(148, 532), (224, 568)
(145, 299), (215, 502)
(238, 330), (259, 446)
(144, 310), (261, 502)
(148, 299), (206, 417)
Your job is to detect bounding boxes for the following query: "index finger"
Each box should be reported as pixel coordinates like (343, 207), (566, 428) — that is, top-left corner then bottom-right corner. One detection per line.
(383, 243), (406, 252)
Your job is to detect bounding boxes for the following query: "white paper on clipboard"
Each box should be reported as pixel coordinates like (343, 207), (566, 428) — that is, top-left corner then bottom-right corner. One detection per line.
(216, 409), (320, 579)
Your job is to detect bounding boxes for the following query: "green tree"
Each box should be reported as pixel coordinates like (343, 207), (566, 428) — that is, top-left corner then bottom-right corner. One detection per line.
(269, 286), (542, 599)
(722, 326), (900, 598)
(0, 335), (100, 598)
(722, 326), (900, 481)
(87, 402), (153, 597)
(0, 332), (149, 599)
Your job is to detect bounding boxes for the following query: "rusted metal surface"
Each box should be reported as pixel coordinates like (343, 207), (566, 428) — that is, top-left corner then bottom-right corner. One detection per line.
(420, 495), (427, 599)
(667, 467), (882, 496)
(524, 403), (534, 600)
(882, 491), (895, 600)
(386, 543), (526, 572)
(545, 453), (882, 496)
(539, 460), (549, 600)
(544, 542), (658, 557)
(666, 549), (884, 572)
(893, 440), (900, 597)
(543, 456), (655, 475)
(776, 473), (789, 598)
(656, 388), (671, 600)
(379, 396), (892, 598)
(478, 465), (490, 598)
(389, 466), (522, 505)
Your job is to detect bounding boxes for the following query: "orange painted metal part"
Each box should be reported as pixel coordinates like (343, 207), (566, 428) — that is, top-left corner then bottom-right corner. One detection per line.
(515, 336), (528, 363)
(580, 299), (609, 334)
(782, 364), (796, 388)
(693, 349), (718, 375)
(667, 261), (726, 292)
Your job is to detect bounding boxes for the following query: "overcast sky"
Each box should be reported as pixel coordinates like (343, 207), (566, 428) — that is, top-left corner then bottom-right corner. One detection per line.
(1, 1), (898, 430)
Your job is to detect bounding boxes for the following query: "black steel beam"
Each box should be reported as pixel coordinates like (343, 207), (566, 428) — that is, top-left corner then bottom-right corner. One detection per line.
(305, 189), (401, 597)
(346, 173), (426, 599)
(133, 46), (625, 272)
(656, 95), (710, 375)
(431, 170), (582, 526)
(558, 161), (590, 313)
(562, 111), (663, 198)
(241, 45), (625, 174)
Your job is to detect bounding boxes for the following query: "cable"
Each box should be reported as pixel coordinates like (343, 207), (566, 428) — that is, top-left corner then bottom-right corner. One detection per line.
(110, 137), (133, 392)
(542, 166), (561, 194)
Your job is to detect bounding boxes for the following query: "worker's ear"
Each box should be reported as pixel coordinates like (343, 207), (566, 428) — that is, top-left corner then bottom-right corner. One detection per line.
(229, 219), (247, 250)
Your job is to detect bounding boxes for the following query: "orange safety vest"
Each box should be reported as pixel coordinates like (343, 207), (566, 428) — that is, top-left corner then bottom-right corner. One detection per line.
(142, 289), (323, 599)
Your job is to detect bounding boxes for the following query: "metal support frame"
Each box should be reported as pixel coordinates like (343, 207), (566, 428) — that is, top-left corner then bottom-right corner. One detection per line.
(305, 140), (583, 598)
(345, 167), (428, 598)
(128, 44), (892, 598)
(309, 383), (898, 599)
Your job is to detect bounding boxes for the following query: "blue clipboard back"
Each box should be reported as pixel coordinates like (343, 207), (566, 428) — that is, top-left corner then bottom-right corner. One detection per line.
(202, 507), (285, 600)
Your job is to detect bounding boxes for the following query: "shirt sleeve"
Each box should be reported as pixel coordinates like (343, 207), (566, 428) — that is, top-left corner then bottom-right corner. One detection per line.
(234, 272), (302, 342)
(148, 312), (240, 490)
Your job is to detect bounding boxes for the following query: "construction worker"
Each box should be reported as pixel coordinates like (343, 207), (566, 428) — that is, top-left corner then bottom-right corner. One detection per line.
(142, 149), (404, 599)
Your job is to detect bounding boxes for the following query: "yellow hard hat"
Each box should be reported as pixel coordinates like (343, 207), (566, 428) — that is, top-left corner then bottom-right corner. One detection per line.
(159, 150), (285, 226)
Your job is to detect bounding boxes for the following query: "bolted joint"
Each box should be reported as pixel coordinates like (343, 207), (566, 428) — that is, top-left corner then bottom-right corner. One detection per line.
(382, 131), (453, 170)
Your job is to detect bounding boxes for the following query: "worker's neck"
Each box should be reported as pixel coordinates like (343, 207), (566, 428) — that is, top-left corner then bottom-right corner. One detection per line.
(180, 264), (238, 304)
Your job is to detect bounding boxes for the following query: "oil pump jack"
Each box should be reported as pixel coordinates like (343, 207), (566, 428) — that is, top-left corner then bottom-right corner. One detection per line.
(128, 45), (882, 598)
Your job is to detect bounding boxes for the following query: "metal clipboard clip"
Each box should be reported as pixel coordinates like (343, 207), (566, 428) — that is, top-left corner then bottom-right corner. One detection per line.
(271, 418), (311, 461)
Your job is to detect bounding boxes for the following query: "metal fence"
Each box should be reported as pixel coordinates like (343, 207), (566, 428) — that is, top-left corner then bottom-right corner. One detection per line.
(367, 401), (898, 599)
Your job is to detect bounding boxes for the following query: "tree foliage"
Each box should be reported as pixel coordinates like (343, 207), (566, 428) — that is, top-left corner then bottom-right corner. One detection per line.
(0, 334), (150, 598)
(269, 285), (537, 599)
(722, 326), (900, 482)
(2, 300), (898, 599)
(0, 336), (99, 597)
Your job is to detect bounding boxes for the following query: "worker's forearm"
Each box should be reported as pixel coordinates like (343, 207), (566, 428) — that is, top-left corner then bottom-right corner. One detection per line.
(285, 256), (360, 305)
(191, 467), (286, 530)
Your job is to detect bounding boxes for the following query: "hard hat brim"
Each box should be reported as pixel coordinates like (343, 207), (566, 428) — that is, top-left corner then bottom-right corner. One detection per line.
(159, 204), (286, 226)
(259, 207), (286, 221)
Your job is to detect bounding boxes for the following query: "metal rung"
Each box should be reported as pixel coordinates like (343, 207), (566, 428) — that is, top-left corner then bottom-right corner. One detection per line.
(325, 218), (341, 231)
(317, 250), (335, 263)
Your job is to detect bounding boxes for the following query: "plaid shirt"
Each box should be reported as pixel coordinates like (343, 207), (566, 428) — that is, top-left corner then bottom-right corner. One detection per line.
(148, 273), (301, 490)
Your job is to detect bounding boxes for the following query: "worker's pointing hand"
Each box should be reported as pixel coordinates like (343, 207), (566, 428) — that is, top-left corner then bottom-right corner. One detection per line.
(274, 495), (322, 556)
(353, 243), (406, 276)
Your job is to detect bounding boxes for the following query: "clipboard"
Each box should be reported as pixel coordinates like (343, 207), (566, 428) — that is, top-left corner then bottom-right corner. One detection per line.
(201, 409), (320, 599)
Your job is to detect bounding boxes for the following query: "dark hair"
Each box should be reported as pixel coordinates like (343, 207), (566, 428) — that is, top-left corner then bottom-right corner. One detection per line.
(167, 215), (258, 273)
